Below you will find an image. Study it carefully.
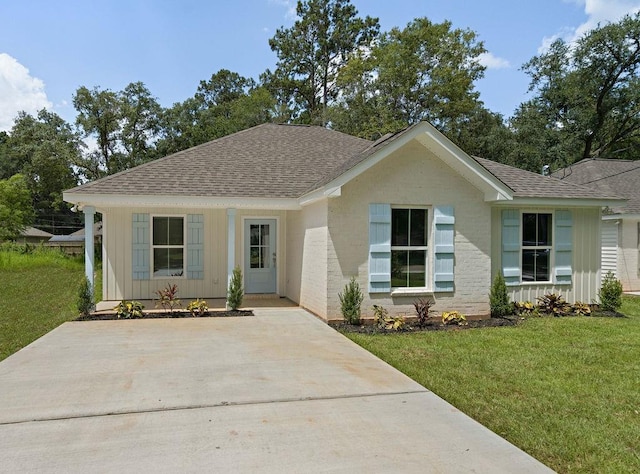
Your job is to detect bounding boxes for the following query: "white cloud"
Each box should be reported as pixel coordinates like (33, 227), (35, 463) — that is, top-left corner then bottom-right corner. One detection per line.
(268, 0), (297, 21)
(478, 52), (511, 70)
(0, 53), (52, 132)
(540, 0), (640, 52)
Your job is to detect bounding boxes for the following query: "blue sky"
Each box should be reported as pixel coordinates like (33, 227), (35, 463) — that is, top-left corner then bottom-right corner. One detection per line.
(1, 0), (639, 132)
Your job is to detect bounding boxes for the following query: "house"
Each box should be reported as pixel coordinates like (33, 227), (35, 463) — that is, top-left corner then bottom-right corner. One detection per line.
(15, 227), (53, 245)
(554, 159), (640, 291)
(63, 122), (623, 320)
(46, 223), (102, 256)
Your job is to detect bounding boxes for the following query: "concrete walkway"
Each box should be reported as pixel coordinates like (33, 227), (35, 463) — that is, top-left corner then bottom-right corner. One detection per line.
(0, 308), (553, 473)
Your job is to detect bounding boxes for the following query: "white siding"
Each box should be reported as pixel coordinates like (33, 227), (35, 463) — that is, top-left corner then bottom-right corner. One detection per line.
(326, 140), (492, 320)
(618, 218), (640, 291)
(601, 219), (618, 279)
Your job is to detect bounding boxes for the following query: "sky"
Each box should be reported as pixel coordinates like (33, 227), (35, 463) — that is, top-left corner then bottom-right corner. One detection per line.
(1, 0), (640, 132)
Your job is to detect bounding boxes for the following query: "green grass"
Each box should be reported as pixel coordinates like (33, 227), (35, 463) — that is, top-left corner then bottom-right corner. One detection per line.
(0, 248), (101, 361)
(344, 297), (640, 473)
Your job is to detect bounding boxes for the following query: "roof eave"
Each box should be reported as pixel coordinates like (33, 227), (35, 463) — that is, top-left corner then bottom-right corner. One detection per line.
(63, 192), (302, 211)
(492, 197), (627, 208)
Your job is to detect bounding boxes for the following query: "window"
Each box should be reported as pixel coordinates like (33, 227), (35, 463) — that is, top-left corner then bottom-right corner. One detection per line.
(249, 224), (271, 269)
(391, 208), (427, 287)
(522, 213), (552, 282)
(152, 216), (184, 277)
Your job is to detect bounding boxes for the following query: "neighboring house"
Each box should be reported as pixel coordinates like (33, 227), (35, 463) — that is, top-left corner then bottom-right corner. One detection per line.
(554, 159), (640, 291)
(63, 122), (622, 320)
(15, 227), (53, 245)
(47, 223), (102, 256)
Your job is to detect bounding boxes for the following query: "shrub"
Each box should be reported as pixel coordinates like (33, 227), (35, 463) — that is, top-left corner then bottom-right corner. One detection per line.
(227, 266), (244, 310)
(187, 298), (209, 317)
(514, 301), (536, 317)
(114, 300), (144, 319)
(338, 277), (364, 324)
(572, 302), (592, 316)
(536, 293), (571, 316)
(372, 304), (405, 331)
(442, 310), (467, 325)
(77, 276), (94, 316)
(155, 283), (181, 313)
(413, 298), (434, 327)
(599, 271), (623, 312)
(489, 273), (512, 317)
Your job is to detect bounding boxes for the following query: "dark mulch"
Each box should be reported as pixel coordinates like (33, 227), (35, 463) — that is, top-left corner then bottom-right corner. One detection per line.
(332, 316), (520, 334)
(76, 310), (254, 321)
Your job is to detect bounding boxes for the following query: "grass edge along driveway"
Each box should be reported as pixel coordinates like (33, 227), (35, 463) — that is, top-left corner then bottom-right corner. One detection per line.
(344, 296), (640, 474)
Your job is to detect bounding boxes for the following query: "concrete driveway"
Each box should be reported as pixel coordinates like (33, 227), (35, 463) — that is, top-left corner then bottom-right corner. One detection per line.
(0, 308), (552, 473)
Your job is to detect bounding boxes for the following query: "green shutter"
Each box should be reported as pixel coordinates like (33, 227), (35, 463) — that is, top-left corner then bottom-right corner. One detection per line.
(132, 213), (150, 280)
(369, 204), (391, 293)
(433, 206), (455, 292)
(554, 210), (573, 284)
(501, 209), (521, 286)
(187, 214), (204, 279)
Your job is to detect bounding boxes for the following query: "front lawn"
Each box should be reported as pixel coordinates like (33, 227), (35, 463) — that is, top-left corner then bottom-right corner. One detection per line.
(344, 296), (640, 473)
(0, 248), (100, 361)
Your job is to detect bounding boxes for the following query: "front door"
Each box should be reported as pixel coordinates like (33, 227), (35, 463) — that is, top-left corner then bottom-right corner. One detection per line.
(244, 219), (277, 293)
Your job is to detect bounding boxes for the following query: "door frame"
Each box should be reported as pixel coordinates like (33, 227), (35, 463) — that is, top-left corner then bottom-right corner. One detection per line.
(241, 216), (280, 294)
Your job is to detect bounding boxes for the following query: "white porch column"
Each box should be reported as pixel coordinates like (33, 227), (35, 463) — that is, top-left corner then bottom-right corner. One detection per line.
(83, 205), (95, 292)
(226, 208), (236, 309)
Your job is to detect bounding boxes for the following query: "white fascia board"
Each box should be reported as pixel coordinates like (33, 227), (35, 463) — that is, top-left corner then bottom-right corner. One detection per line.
(603, 213), (640, 220)
(298, 121), (513, 207)
(63, 192), (302, 211)
(492, 197), (627, 208)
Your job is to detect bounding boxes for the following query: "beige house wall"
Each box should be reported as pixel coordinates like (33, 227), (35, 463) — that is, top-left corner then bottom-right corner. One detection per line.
(618, 217), (640, 291)
(285, 201), (328, 317)
(101, 207), (286, 302)
(326, 140), (493, 321)
(490, 207), (602, 304)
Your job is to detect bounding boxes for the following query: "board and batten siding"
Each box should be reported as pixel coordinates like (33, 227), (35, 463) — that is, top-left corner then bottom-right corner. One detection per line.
(601, 219), (618, 279)
(101, 207), (287, 302)
(491, 207), (602, 304)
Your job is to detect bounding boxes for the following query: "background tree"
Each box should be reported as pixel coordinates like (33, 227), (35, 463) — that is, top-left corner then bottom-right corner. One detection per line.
(267, 0), (379, 125)
(331, 17), (486, 140)
(0, 174), (34, 241)
(513, 12), (640, 169)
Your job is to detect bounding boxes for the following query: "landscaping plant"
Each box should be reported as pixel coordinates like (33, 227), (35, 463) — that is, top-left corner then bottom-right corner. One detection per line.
(77, 276), (94, 317)
(114, 300), (144, 319)
(599, 271), (623, 312)
(227, 266), (244, 310)
(441, 310), (467, 325)
(155, 283), (181, 313)
(489, 273), (512, 317)
(372, 304), (405, 331)
(413, 297), (434, 327)
(513, 301), (536, 317)
(187, 298), (209, 317)
(338, 277), (364, 324)
(536, 293), (571, 316)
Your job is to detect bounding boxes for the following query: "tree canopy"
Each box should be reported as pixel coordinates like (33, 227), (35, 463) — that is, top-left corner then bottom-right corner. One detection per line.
(0, 174), (34, 241)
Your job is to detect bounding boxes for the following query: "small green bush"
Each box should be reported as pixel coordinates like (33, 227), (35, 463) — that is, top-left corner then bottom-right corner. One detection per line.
(489, 273), (512, 317)
(339, 277), (363, 324)
(599, 271), (623, 312)
(77, 276), (94, 316)
(114, 300), (144, 319)
(227, 266), (244, 310)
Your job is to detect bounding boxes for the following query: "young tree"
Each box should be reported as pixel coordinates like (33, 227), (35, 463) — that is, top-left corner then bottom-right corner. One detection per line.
(0, 174), (34, 241)
(516, 12), (640, 167)
(267, 0), (379, 125)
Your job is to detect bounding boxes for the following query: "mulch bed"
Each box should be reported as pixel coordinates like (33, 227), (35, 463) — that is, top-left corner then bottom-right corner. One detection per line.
(76, 310), (254, 321)
(332, 316), (520, 334)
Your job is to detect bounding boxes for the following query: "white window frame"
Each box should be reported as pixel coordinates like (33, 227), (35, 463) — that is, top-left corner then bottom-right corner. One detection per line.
(521, 211), (553, 284)
(151, 214), (187, 279)
(390, 206), (430, 290)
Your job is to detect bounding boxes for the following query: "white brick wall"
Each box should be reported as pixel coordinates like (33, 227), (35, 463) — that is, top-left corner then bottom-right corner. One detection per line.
(326, 140), (492, 321)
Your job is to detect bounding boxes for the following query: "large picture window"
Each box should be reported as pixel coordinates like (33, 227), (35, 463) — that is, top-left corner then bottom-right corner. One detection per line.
(522, 213), (552, 282)
(391, 208), (427, 287)
(152, 216), (184, 277)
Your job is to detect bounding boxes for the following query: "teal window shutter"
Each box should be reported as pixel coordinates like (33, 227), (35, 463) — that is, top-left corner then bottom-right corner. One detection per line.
(369, 204), (391, 293)
(554, 210), (573, 284)
(501, 209), (521, 286)
(187, 214), (204, 280)
(132, 213), (150, 280)
(433, 206), (455, 292)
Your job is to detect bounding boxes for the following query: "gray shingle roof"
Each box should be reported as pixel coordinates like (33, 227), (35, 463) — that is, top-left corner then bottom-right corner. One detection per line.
(474, 156), (622, 200)
(66, 122), (622, 204)
(67, 123), (372, 199)
(553, 158), (640, 213)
